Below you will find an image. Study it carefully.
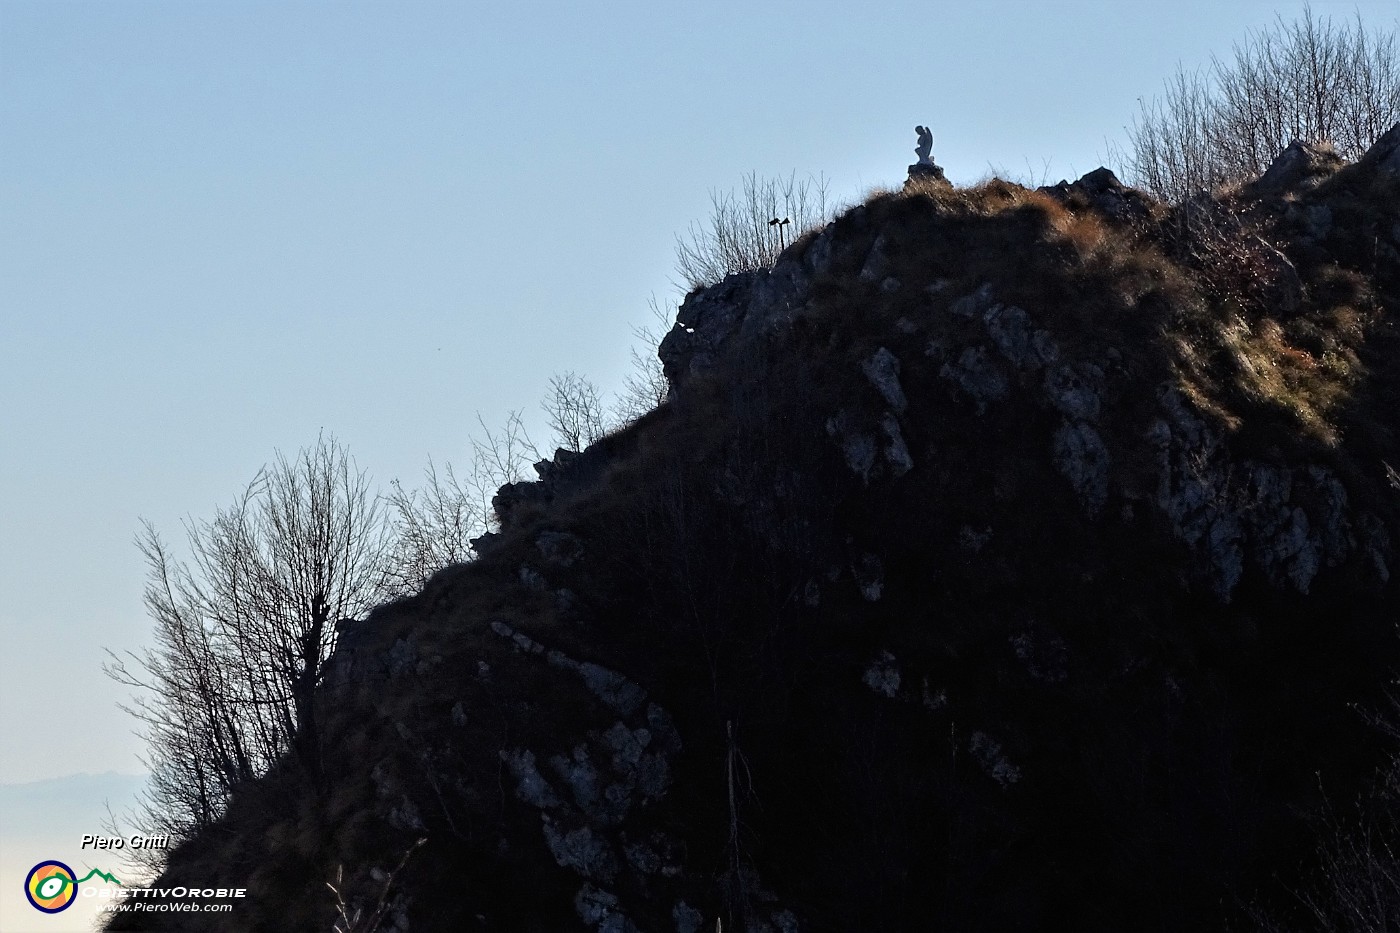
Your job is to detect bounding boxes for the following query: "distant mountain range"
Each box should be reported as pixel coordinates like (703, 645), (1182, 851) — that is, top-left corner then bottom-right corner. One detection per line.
(0, 772), (149, 933)
(0, 771), (148, 839)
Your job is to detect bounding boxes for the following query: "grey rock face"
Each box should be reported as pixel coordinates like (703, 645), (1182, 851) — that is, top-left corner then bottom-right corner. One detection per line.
(388, 637), (419, 678)
(551, 745), (603, 816)
(673, 902), (704, 933)
(575, 884), (632, 930)
(949, 282), (996, 319)
(501, 749), (562, 809)
(659, 260), (814, 395)
(1253, 139), (1343, 193)
(1359, 122), (1400, 179)
(879, 414), (914, 477)
(854, 552), (884, 601)
(826, 403), (912, 483)
(958, 525), (992, 553)
(1053, 421), (1110, 516)
(543, 818), (618, 883)
(598, 915), (641, 933)
(492, 482), (546, 528)
(1303, 204), (1333, 239)
(940, 346), (1009, 414)
(388, 794), (426, 832)
(658, 273), (753, 391)
(969, 731), (1021, 787)
(862, 347), (908, 412)
(493, 619), (546, 655)
(858, 234), (892, 284)
(825, 410), (877, 483)
(1039, 166), (1153, 223)
(983, 303), (1056, 370)
(1010, 630), (1069, 684)
(575, 883), (617, 924)
(491, 447), (609, 532)
(623, 840), (660, 875)
(646, 703), (683, 755)
(492, 625), (689, 917)
(804, 227), (835, 276)
(1252, 236), (1304, 315)
(578, 663), (648, 718)
(537, 530), (585, 567)
(863, 650), (901, 698)
(1146, 385), (1372, 599)
(518, 565), (548, 591)
(739, 260), (812, 341)
(492, 621), (648, 716)
(1044, 363), (1105, 422)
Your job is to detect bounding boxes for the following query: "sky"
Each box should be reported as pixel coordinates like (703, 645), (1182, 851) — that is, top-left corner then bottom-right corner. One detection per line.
(1, 0), (1397, 838)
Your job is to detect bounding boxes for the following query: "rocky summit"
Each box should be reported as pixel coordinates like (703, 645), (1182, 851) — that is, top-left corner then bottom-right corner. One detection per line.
(111, 129), (1400, 932)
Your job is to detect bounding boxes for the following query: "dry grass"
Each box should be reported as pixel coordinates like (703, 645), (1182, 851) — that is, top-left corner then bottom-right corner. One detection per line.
(794, 167), (1386, 471)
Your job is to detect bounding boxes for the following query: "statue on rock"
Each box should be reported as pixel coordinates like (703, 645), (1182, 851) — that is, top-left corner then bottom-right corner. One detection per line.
(907, 123), (950, 189)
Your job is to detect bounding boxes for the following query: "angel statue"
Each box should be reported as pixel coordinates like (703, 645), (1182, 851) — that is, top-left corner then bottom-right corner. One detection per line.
(914, 125), (934, 165)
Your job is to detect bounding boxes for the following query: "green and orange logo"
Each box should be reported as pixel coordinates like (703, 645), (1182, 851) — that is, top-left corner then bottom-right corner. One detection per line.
(24, 860), (122, 913)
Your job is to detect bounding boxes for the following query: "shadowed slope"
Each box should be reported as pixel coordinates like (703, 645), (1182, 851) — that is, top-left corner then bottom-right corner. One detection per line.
(110, 130), (1400, 933)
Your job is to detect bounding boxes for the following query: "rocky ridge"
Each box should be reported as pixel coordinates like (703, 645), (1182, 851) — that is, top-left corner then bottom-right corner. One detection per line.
(111, 129), (1400, 933)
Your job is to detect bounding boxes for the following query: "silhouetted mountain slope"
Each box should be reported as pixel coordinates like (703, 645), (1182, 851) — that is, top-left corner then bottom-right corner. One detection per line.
(111, 128), (1400, 932)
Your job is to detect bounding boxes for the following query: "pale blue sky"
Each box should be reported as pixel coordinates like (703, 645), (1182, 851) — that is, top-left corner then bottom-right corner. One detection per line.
(2, 0), (1397, 793)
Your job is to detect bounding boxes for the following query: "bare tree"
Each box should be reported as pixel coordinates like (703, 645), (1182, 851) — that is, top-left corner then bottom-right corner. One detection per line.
(1127, 6), (1399, 202)
(106, 435), (394, 852)
(542, 371), (607, 452)
(675, 171), (833, 291)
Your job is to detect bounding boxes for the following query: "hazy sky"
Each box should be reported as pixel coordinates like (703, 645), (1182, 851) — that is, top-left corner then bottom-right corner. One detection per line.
(2, 0), (1398, 792)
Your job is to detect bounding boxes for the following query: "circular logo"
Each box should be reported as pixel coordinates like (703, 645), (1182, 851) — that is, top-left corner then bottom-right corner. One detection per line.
(25, 861), (78, 913)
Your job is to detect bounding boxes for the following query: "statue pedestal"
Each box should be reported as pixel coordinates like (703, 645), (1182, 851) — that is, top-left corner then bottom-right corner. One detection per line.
(905, 161), (950, 189)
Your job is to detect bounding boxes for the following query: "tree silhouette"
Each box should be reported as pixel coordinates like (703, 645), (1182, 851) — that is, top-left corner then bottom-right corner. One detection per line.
(1127, 7), (1398, 202)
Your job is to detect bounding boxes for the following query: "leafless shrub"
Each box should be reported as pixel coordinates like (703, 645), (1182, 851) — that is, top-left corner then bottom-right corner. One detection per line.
(675, 171), (833, 291)
(384, 458), (480, 594)
(1249, 752), (1400, 932)
(1301, 783), (1400, 931)
(613, 294), (674, 424)
(387, 366), (633, 590)
(1167, 196), (1285, 312)
(985, 156), (1059, 188)
(385, 410), (541, 583)
(1128, 6), (1399, 202)
(326, 837), (426, 933)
